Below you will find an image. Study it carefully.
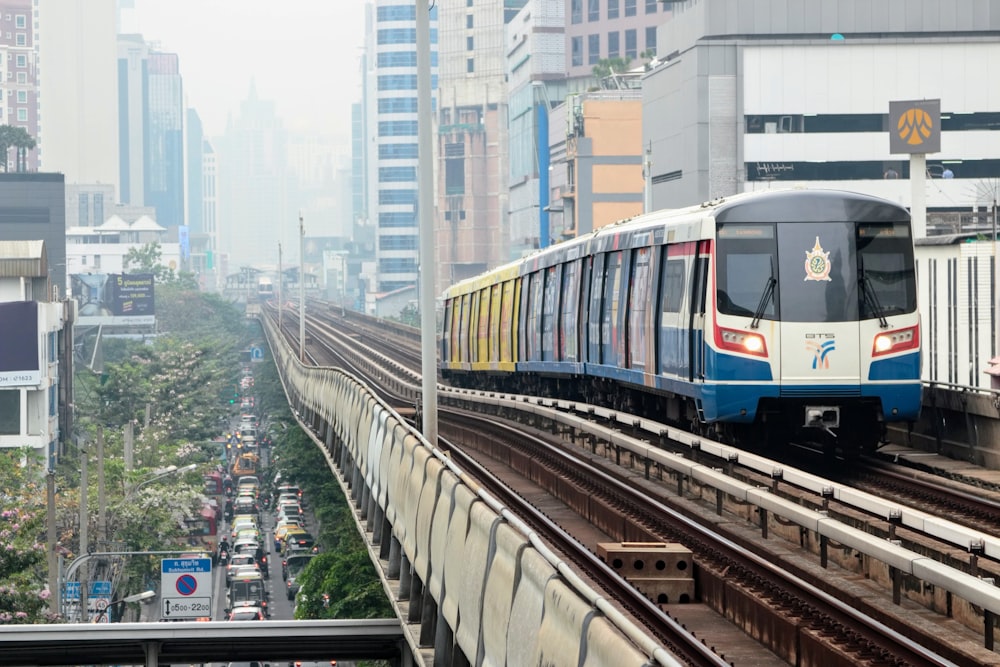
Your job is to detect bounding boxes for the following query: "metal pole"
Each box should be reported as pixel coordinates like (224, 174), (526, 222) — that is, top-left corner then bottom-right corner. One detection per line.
(46, 472), (58, 616)
(299, 213), (306, 363)
(644, 141), (653, 213)
(97, 426), (106, 542)
(416, 0), (438, 447)
(79, 447), (89, 621)
(278, 242), (283, 333)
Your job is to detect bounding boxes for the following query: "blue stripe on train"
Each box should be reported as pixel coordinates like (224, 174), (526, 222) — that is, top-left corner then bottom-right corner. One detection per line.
(868, 351), (920, 381)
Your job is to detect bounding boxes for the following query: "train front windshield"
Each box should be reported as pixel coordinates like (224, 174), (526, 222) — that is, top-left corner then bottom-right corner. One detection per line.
(716, 221), (915, 323)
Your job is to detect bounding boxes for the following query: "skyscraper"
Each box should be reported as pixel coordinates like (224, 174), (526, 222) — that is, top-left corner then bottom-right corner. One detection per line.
(364, 1), (437, 293)
(0, 0), (37, 172)
(36, 0), (119, 190)
(145, 51), (184, 228)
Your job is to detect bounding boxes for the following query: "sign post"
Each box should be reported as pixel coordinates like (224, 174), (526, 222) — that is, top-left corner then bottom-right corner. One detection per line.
(160, 557), (212, 620)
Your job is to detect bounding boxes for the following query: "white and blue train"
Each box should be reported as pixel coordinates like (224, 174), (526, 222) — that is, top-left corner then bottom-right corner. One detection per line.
(440, 189), (922, 455)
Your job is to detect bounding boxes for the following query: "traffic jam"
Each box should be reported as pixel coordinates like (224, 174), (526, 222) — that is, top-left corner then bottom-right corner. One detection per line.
(175, 367), (318, 623)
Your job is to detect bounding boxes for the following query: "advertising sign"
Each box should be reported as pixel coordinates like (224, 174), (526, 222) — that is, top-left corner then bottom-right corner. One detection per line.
(889, 99), (941, 154)
(71, 273), (156, 326)
(0, 301), (40, 387)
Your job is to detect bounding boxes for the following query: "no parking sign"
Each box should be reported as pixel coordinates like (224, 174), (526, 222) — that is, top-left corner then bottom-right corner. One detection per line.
(160, 557), (212, 619)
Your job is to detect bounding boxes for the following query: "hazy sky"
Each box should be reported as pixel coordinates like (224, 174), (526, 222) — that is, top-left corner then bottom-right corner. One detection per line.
(121, 0), (366, 139)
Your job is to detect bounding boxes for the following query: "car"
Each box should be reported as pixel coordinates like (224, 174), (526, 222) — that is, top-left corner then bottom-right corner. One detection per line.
(226, 554), (258, 585)
(233, 496), (259, 517)
(227, 604), (265, 621)
(273, 523), (304, 550)
(281, 532), (316, 557)
(233, 538), (269, 577)
(283, 553), (315, 600)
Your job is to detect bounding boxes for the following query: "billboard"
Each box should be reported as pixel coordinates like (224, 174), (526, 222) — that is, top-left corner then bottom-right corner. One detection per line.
(71, 273), (156, 326)
(0, 301), (40, 387)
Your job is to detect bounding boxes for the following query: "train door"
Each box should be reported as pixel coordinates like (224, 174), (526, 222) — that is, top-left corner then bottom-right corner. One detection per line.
(560, 259), (582, 363)
(601, 251), (625, 366)
(688, 242), (710, 381)
(628, 247), (655, 374)
(658, 245), (688, 378)
(775, 223), (859, 388)
(470, 291), (481, 364)
(477, 287), (491, 365)
(580, 256), (593, 363)
(587, 254), (605, 363)
(542, 265), (561, 361)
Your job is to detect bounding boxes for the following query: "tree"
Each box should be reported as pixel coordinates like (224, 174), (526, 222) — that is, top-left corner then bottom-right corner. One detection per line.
(0, 450), (56, 623)
(592, 56), (632, 80)
(123, 242), (176, 284)
(0, 125), (36, 172)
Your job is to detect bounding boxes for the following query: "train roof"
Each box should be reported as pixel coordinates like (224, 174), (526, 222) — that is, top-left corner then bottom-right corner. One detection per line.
(440, 189), (910, 299)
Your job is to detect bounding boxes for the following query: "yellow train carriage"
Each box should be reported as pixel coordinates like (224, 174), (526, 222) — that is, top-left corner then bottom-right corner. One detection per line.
(441, 262), (521, 374)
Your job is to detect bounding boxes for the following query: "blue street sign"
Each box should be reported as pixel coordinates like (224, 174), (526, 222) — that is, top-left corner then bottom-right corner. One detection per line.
(250, 346), (264, 362)
(90, 581), (112, 597)
(64, 581), (81, 602)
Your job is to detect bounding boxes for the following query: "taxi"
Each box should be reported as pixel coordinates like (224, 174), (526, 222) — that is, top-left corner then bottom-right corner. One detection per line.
(274, 523), (306, 550)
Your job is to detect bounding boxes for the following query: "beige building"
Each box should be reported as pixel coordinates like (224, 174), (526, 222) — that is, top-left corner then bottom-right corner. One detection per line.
(551, 90), (645, 238)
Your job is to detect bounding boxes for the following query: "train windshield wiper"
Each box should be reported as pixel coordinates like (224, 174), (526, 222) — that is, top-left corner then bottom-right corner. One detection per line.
(859, 259), (889, 329)
(750, 276), (776, 329)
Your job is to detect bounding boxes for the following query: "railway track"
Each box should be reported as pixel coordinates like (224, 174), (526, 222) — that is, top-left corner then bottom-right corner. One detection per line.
(265, 302), (1000, 664)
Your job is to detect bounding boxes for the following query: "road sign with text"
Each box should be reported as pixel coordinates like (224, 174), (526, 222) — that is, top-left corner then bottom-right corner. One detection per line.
(160, 557), (212, 619)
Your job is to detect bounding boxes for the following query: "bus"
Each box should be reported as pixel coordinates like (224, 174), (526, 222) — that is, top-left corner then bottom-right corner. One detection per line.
(184, 501), (221, 558)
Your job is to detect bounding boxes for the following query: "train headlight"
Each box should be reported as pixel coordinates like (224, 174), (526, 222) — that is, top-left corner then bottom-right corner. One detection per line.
(871, 325), (919, 357)
(717, 327), (768, 358)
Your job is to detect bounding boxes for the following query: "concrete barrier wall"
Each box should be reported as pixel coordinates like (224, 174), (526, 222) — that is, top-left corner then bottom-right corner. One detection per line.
(261, 315), (669, 667)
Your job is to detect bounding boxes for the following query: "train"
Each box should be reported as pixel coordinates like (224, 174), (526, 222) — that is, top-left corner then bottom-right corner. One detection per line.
(439, 189), (922, 456)
(257, 276), (275, 301)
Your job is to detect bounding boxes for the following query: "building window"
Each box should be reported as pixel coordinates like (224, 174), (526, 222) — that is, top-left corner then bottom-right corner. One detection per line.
(378, 212), (415, 227)
(571, 0), (582, 24)
(571, 36), (583, 67)
(16, 72), (24, 84)
(588, 34), (600, 64)
(378, 143), (419, 160)
(376, 5), (415, 21)
(15, 54), (25, 67)
(94, 193), (104, 224)
(608, 31), (620, 58)
(379, 189), (418, 205)
(646, 26), (657, 53)
(608, 0), (619, 19)
(446, 155), (465, 194)
(378, 97), (418, 114)
(16, 90), (25, 103)
(467, 0), (473, 5)
(625, 29), (637, 58)
(14, 14), (24, 28)
(16, 108), (26, 122)
(79, 193), (89, 226)
(379, 235), (418, 251)
(466, 14), (473, 28)
(379, 166), (416, 182)
(624, 0), (636, 17)
(377, 74), (418, 91)
(467, 57), (474, 73)
(645, 0), (657, 12)
(15, 32), (24, 46)
(588, 0), (599, 21)
(467, 35), (474, 51)
(377, 28), (416, 45)
(378, 120), (418, 136)
(377, 51), (416, 68)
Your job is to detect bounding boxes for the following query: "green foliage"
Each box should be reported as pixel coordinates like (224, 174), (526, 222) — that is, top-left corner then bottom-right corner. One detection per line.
(592, 56), (632, 79)
(122, 242), (176, 284)
(0, 450), (56, 623)
(0, 124), (36, 172)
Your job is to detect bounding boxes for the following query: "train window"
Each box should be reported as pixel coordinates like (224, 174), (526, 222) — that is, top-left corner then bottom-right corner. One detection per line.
(500, 280), (516, 362)
(629, 248), (653, 371)
(660, 259), (686, 314)
(588, 255), (605, 362)
(602, 251), (624, 366)
(478, 287), (491, 363)
(489, 283), (502, 362)
(856, 223), (916, 317)
(716, 223), (778, 319)
(526, 272), (544, 360)
(542, 265), (561, 361)
(776, 223), (857, 322)
(561, 260), (581, 362)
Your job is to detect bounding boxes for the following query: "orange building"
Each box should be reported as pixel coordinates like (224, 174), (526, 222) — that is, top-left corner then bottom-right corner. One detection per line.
(552, 91), (646, 239)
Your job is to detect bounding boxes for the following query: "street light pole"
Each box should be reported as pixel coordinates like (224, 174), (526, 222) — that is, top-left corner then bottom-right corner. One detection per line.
(299, 213), (306, 363)
(93, 590), (155, 624)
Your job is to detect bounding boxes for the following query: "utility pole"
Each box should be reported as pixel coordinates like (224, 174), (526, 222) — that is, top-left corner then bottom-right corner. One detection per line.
(278, 242), (283, 332)
(416, 0), (438, 446)
(97, 426), (106, 542)
(299, 213), (306, 363)
(78, 446), (88, 622)
(46, 472), (58, 616)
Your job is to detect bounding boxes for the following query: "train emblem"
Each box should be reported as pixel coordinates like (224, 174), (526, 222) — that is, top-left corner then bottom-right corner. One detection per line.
(804, 237), (832, 281)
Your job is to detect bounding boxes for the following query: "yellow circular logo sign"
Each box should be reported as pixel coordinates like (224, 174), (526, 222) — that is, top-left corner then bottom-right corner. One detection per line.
(897, 108), (934, 146)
